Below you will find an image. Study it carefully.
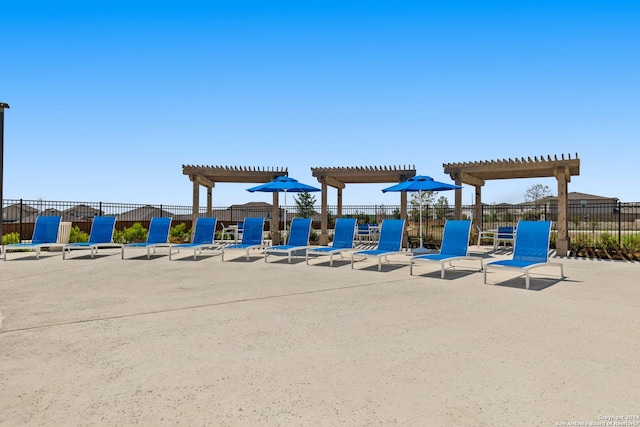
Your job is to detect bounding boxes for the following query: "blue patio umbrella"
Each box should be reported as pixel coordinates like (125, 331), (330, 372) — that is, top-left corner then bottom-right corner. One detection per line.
(247, 176), (321, 232)
(382, 175), (462, 248)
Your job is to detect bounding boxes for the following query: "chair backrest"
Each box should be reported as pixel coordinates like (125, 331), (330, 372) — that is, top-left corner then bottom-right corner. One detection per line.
(88, 216), (117, 244)
(332, 218), (357, 249)
(31, 216), (62, 244)
(439, 220), (472, 256)
(191, 217), (217, 245)
(497, 226), (515, 239)
(376, 219), (405, 252)
(240, 217), (265, 245)
(512, 221), (552, 263)
(146, 217), (172, 244)
(356, 224), (370, 235)
(286, 217), (312, 246)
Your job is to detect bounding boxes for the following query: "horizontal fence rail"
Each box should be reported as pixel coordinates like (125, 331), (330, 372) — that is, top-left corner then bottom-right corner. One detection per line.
(2, 199), (639, 251)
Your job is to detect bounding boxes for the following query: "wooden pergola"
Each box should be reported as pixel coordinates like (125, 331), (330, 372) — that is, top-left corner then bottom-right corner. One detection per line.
(443, 153), (580, 256)
(311, 165), (417, 245)
(182, 165), (288, 242)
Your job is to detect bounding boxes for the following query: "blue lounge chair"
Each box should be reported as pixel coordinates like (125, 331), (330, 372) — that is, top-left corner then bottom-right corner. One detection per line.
(264, 217), (312, 263)
(221, 217), (265, 261)
(63, 216), (121, 259)
(484, 220), (564, 289)
(306, 217), (357, 266)
(410, 220), (483, 278)
(351, 219), (406, 271)
(121, 217), (172, 259)
(3, 216), (62, 260)
(169, 217), (220, 260)
(494, 225), (516, 249)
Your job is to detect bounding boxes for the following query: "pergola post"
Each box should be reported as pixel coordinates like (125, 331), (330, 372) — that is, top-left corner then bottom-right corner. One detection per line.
(400, 191), (408, 248)
(474, 185), (482, 230)
(319, 180), (329, 245)
(454, 172), (462, 219)
(206, 187), (212, 217)
(272, 192), (280, 245)
(555, 165), (570, 256)
(337, 188), (342, 217)
(192, 178), (199, 225)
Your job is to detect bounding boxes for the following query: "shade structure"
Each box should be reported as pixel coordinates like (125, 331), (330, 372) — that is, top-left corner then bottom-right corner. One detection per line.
(247, 176), (321, 233)
(382, 175), (462, 248)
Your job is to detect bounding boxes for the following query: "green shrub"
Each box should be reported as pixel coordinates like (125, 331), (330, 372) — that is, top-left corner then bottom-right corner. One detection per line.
(69, 226), (89, 243)
(621, 233), (640, 252)
(570, 234), (594, 253)
(114, 223), (148, 244)
(2, 232), (21, 245)
(169, 223), (191, 242)
(595, 232), (617, 252)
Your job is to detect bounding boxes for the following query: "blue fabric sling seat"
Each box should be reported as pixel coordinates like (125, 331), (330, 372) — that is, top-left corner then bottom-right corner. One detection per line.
(63, 216), (121, 259)
(306, 217), (357, 267)
(169, 217), (220, 260)
(264, 217), (312, 263)
(484, 220), (564, 289)
(121, 217), (172, 260)
(410, 219), (483, 279)
(351, 219), (406, 271)
(3, 216), (62, 261)
(221, 217), (265, 261)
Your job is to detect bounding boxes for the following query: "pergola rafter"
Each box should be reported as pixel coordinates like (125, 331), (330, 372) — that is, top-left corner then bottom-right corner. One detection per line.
(443, 153), (580, 256)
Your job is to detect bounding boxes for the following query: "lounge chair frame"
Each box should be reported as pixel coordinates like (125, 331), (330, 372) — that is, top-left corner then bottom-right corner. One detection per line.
(484, 220), (564, 289)
(221, 217), (266, 261)
(264, 217), (312, 263)
(306, 218), (357, 266)
(351, 219), (406, 271)
(410, 220), (483, 278)
(121, 217), (172, 260)
(3, 216), (63, 260)
(63, 216), (122, 259)
(169, 217), (221, 260)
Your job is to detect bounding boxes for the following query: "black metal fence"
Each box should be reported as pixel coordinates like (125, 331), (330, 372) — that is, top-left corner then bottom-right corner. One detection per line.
(3, 198), (640, 249)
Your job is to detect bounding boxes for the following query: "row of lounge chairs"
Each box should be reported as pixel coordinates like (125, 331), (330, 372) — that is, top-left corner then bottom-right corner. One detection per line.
(1, 215), (564, 289)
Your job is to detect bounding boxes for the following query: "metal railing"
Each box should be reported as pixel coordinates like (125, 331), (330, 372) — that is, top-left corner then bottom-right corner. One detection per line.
(3, 199), (639, 249)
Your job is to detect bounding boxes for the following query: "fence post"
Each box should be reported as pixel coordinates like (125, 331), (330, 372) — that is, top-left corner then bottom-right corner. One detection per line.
(618, 201), (622, 246)
(160, 204), (163, 218)
(19, 198), (23, 240)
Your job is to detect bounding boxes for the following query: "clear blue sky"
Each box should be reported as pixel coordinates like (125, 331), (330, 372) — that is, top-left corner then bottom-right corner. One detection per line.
(2, 0), (638, 207)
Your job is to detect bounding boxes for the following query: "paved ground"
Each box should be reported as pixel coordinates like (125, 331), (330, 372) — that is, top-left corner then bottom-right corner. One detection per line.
(1, 245), (639, 426)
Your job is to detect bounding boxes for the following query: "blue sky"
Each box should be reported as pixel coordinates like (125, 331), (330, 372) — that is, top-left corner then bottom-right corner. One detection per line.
(2, 0), (638, 207)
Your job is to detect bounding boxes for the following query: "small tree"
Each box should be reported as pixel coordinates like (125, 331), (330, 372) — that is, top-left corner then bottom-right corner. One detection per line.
(525, 183), (552, 219)
(434, 195), (449, 220)
(293, 192), (317, 218)
(409, 191), (434, 221)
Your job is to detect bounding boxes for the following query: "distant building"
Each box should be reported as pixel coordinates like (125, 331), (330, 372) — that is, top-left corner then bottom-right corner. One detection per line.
(526, 192), (619, 222)
(2, 203), (38, 222)
(117, 205), (175, 221)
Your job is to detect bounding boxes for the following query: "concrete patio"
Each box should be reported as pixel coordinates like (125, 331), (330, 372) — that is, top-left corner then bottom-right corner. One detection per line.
(1, 247), (638, 426)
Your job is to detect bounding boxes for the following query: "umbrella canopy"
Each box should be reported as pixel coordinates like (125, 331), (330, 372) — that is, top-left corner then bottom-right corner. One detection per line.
(247, 176), (321, 233)
(381, 175), (461, 193)
(246, 176), (321, 194)
(382, 175), (461, 249)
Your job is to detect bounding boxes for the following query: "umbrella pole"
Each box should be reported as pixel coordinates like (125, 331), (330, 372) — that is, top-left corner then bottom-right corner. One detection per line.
(419, 190), (423, 248)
